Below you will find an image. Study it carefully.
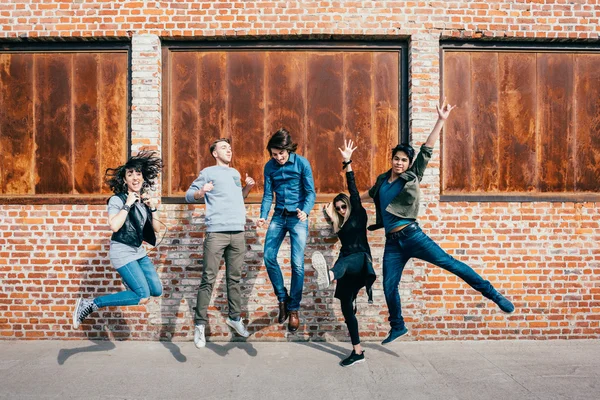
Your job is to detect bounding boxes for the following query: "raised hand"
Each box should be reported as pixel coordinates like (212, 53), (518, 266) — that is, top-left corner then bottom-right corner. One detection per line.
(338, 139), (358, 162)
(436, 98), (456, 120)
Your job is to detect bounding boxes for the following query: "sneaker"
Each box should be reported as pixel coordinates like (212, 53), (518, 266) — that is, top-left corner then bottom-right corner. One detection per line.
(381, 326), (408, 345)
(340, 350), (365, 367)
(311, 251), (330, 289)
(226, 317), (250, 338)
(73, 298), (97, 329)
(194, 324), (206, 348)
(486, 289), (515, 313)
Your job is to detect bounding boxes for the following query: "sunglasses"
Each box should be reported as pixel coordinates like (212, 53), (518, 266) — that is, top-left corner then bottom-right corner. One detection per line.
(335, 204), (347, 212)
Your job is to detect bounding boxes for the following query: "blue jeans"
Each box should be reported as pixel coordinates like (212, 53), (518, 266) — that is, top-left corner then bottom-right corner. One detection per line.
(263, 215), (308, 311)
(383, 224), (493, 330)
(94, 256), (163, 308)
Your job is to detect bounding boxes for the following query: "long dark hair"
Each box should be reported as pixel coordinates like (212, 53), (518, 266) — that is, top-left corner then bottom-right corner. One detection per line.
(105, 151), (163, 195)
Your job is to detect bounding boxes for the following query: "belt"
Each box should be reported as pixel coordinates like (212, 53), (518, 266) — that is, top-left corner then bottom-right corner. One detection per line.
(281, 209), (297, 217)
(386, 222), (419, 240)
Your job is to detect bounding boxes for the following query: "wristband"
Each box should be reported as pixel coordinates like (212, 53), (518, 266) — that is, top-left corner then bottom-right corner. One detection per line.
(149, 208), (158, 213)
(342, 159), (352, 168)
(122, 204), (131, 212)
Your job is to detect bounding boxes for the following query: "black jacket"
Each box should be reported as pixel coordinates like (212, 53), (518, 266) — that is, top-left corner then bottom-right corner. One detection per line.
(110, 193), (156, 248)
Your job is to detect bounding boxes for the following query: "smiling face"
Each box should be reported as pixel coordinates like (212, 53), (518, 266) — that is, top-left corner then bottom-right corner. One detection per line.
(125, 168), (144, 194)
(212, 141), (232, 164)
(334, 200), (348, 217)
(391, 150), (411, 175)
(270, 148), (290, 165)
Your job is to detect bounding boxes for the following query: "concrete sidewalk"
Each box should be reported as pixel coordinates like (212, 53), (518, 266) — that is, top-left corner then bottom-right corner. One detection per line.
(0, 339), (598, 400)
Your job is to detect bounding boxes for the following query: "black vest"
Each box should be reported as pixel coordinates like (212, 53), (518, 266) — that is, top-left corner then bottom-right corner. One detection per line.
(110, 193), (157, 247)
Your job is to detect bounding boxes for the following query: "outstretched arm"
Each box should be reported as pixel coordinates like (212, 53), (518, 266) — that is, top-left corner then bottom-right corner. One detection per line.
(423, 98), (456, 148)
(339, 139), (361, 208)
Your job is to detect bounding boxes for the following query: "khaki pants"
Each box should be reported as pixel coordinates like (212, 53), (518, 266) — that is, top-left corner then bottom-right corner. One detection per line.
(194, 231), (245, 325)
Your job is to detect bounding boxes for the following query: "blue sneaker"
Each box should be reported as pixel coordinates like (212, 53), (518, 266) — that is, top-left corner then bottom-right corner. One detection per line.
(381, 327), (408, 345)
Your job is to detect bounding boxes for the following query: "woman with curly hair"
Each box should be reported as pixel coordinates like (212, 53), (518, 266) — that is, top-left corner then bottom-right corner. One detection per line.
(72, 151), (164, 329)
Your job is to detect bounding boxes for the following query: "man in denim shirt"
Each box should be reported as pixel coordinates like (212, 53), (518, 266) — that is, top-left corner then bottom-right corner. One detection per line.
(257, 128), (316, 332)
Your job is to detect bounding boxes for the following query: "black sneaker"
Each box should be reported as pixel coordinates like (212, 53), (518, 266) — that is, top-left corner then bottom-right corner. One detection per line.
(340, 350), (365, 367)
(381, 326), (408, 345)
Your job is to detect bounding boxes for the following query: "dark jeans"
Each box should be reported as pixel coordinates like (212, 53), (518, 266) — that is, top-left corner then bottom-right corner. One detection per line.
(383, 223), (493, 330)
(263, 215), (308, 311)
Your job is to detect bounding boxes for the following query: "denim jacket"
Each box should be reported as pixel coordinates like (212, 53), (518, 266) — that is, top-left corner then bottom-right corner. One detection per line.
(367, 144), (433, 231)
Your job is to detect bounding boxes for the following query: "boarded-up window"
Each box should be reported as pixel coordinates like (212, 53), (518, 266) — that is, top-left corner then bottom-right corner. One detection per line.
(0, 50), (129, 203)
(163, 44), (407, 202)
(442, 48), (600, 200)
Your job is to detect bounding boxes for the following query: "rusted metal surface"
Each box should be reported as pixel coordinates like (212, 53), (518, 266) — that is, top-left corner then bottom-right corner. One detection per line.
(0, 51), (128, 199)
(0, 53), (34, 195)
(574, 54), (600, 192)
(443, 51), (472, 192)
(442, 50), (600, 195)
(165, 50), (401, 197)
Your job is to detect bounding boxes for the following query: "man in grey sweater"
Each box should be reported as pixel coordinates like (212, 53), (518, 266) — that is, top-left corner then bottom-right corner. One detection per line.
(185, 138), (255, 348)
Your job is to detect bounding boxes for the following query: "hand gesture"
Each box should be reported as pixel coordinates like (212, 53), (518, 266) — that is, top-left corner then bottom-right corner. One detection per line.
(296, 208), (308, 222)
(245, 173), (255, 187)
(256, 218), (266, 228)
(338, 139), (357, 162)
(125, 191), (140, 206)
(436, 98), (456, 121)
(202, 181), (214, 193)
(142, 194), (159, 210)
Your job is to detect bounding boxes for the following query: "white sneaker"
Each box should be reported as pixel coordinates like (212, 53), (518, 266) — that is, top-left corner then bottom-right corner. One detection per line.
(194, 324), (206, 348)
(311, 251), (330, 290)
(226, 318), (250, 338)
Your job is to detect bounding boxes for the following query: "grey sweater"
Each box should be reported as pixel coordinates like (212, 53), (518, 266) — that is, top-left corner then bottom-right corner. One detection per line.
(185, 165), (246, 232)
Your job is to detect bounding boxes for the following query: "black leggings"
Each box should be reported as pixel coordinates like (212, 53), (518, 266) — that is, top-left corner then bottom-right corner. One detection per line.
(332, 253), (367, 346)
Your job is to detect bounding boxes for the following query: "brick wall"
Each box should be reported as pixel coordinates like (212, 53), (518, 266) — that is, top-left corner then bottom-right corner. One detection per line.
(1, 1), (599, 341)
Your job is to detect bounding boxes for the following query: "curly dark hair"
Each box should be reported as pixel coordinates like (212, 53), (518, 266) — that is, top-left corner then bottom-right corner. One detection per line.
(105, 151), (163, 195)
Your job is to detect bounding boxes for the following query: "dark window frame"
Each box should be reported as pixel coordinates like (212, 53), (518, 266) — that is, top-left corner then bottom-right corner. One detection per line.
(0, 41), (132, 205)
(161, 39), (409, 204)
(440, 40), (600, 203)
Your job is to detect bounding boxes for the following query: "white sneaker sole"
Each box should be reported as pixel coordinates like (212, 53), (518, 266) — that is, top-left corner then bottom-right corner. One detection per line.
(73, 298), (82, 329)
(226, 319), (250, 338)
(311, 251), (329, 290)
(341, 358), (365, 367)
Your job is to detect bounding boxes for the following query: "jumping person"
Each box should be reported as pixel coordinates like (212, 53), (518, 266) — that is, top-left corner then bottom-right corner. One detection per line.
(312, 139), (376, 367)
(73, 151), (164, 329)
(257, 128), (316, 332)
(363, 99), (515, 345)
(186, 138), (256, 348)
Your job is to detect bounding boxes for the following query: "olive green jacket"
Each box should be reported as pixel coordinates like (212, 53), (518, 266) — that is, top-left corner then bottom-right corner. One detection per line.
(367, 144), (433, 231)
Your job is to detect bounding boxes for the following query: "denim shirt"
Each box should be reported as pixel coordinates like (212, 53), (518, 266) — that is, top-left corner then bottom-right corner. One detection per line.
(260, 152), (316, 219)
(367, 144), (433, 231)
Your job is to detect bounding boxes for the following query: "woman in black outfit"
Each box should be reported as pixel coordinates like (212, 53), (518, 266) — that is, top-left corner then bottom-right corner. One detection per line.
(312, 140), (376, 367)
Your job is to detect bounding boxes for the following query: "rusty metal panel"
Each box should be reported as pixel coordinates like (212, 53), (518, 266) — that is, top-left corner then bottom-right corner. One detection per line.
(344, 52), (373, 193)
(471, 52), (499, 192)
(227, 52), (265, 191)
(0, 53), (35, 195)
(498, 52), (537, 192)
(443, 51), (472, 192)
(574, 54), (600, 192)
(73, 53), (100, 194)
(372, 52), (399, 187)
(98, 53), (128, 194)
(265, 52), (306, 162)
(538, 53), (574, 193)
(169, 51), (200, 195)
(34, 53), (73, 194)
(306, 53), (344, 193)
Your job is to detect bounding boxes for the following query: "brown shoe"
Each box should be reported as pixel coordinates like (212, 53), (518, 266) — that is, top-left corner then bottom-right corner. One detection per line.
(288, 311), (299, 332)
(278, 302), (288, 324)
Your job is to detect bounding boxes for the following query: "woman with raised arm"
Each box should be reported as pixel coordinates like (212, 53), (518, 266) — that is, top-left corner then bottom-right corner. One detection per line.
(72, 151), (164, 329)
(312, 139), (376, 367)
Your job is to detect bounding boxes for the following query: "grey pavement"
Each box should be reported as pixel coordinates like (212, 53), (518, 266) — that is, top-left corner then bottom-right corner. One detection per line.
(0, 339), (599, 400)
